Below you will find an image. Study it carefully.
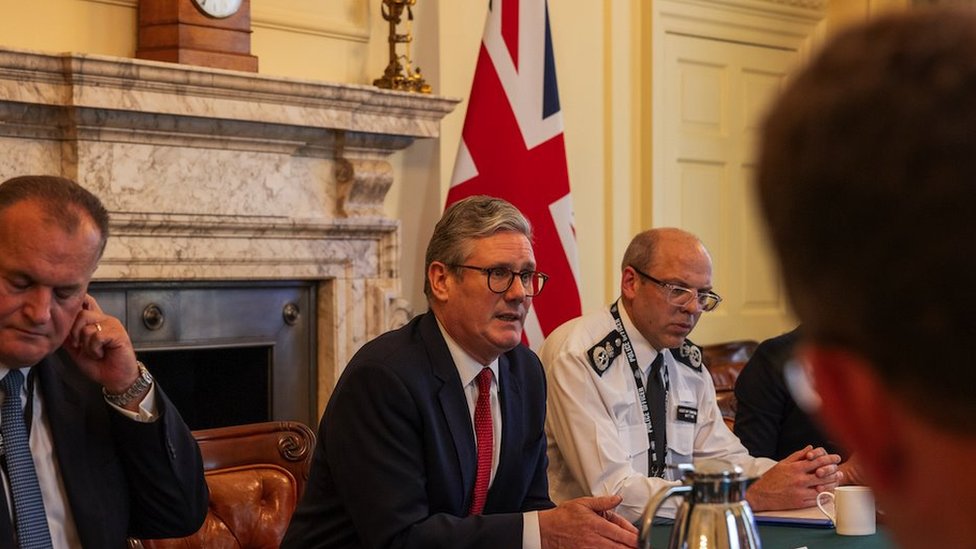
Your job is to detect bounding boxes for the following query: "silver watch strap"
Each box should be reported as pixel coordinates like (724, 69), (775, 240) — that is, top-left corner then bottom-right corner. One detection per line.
(102, 361), (154, 408)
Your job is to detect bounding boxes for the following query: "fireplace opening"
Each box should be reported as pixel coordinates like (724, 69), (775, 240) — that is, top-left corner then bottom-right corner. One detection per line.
(137, 345), (272, 430)
(89, 280), (316, 430)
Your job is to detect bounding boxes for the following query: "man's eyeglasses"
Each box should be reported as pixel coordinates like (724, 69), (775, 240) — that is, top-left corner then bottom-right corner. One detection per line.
(629, 265), (722, 312)
(451, 265), (549, 297)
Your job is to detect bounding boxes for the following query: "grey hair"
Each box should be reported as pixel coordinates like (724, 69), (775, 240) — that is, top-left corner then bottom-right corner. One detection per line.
(423, 195), (532, 299)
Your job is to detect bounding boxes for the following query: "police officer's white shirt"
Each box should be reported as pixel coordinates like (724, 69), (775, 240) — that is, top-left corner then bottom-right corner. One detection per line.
(0, 365), (158, 549)
(435, 320), (542, 549)
(540, 300), (776, 523)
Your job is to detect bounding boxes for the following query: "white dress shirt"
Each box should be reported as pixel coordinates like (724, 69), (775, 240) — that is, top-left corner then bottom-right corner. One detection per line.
(541, 301), (776, 522)
(437, 320), (542, 549)
(0, 365), (158, 549)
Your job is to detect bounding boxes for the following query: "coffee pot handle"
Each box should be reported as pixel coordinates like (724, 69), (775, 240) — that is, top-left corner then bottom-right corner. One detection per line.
(638, 484), (693, 549)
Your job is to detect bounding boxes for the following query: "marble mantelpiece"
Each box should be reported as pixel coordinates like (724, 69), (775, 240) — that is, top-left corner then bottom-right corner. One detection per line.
(0, 46), (459, 411)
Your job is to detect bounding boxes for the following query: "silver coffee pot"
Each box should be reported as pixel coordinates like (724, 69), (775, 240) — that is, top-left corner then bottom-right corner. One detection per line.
(638, 459), (761, 549)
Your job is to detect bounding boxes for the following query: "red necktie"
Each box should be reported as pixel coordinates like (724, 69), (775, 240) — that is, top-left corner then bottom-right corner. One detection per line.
(468, 367), (493, 515)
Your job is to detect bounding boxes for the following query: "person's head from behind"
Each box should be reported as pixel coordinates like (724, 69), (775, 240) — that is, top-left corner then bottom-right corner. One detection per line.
(619, 228), (720, 351)
(0, 175), (109, 367)
(756, 7), (976, 545)
(425, 195), (544, 365)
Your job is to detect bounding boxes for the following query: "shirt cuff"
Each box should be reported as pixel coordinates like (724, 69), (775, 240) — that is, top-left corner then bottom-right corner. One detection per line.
(522, 510), (541, 549)
(105, 383), (159, 422)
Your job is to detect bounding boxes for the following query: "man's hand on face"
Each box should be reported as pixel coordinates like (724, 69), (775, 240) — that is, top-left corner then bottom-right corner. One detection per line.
(746, 445), (843, 511)
(64, 294), (142, 397)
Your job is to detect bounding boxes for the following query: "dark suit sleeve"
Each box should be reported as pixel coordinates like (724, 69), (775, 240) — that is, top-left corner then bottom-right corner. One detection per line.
(733, 341), (790, 459)
(521, 441), (553, 514)
(108, 387), (209, 539)
(520, 364), (555, 514)
(290, 360), (524, 549)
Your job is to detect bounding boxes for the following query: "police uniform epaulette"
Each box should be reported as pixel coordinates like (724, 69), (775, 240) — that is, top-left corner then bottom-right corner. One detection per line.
(672, 339), (704, 372)
(586, 330), (623, 377)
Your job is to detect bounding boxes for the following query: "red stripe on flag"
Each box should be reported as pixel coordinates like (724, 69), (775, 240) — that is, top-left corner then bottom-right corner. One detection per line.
(501, 0), (520, 71)
(448, 41), (581, 340)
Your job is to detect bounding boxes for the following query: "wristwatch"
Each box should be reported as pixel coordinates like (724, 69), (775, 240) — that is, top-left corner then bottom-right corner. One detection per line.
(103, 362), (154, 408)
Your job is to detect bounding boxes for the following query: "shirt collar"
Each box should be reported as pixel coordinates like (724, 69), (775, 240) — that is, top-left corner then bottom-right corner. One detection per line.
(435, 318), (499, 388)
(616, 298), (663, 376)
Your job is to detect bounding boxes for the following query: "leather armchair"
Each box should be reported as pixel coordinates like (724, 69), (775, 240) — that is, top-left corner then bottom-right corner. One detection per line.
(701, 340), (758, 429)
(133, 421), (315, 549)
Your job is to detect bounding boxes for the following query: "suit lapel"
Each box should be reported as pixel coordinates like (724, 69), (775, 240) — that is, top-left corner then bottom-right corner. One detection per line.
(420, 313), (477, 511)
(490, 352), (522, 507)
(34, 355), (95, 541)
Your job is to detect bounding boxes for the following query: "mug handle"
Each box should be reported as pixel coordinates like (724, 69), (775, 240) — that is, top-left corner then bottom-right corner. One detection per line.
(816, 491), (836, 524)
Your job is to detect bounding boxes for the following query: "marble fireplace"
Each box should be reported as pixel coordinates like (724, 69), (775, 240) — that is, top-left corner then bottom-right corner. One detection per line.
(0, 47), (458, 426)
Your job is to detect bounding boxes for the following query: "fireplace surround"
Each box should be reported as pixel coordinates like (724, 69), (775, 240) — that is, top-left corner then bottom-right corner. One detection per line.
(90, 280), (315, 429)
(0, 47), (458, 421)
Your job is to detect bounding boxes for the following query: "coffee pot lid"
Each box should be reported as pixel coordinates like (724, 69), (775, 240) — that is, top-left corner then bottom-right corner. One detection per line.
(685, 458), (746, 480)
(678, 459), (753, 503)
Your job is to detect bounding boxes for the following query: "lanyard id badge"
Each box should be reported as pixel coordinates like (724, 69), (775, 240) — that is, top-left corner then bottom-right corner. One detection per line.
(609, 302), (669, 478)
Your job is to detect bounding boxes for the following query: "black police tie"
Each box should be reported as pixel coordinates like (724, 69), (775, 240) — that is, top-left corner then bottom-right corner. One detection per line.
(648, 353), (667, 478)
(1, 370), (53, 548)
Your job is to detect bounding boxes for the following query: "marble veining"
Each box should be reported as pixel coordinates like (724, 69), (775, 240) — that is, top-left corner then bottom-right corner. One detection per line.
(0, 46), (457, 407)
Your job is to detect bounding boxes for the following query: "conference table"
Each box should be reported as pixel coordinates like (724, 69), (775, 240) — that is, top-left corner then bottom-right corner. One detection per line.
(644, 521), (895, 548)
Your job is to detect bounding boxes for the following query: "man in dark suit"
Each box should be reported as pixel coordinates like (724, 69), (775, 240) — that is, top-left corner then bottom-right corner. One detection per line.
(0, 175), (208, 547)
(733, 328), (841, 459)
(282, 196), (637, 548)
(734, 328), (865, 487)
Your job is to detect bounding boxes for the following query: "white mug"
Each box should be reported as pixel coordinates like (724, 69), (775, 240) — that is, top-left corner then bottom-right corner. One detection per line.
(817, 486), (876, 536)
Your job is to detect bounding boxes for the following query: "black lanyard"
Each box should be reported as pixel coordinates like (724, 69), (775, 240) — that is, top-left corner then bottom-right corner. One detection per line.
(610, 302), (669, 478)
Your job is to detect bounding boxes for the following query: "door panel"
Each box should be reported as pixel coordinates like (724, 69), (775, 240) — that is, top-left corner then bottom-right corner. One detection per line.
(656, 33), (798, 343)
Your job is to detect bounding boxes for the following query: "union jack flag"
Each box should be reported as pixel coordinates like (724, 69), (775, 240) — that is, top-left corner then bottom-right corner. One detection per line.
(448, 0), (582, 350)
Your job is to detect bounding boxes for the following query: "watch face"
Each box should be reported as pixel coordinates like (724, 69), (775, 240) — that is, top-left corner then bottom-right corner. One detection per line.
(191, 0), (243, 18)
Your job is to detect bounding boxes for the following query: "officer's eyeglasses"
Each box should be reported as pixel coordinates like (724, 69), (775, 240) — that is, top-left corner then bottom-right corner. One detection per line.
(629, 265), (722, 312)
(451, 265), (549, 297)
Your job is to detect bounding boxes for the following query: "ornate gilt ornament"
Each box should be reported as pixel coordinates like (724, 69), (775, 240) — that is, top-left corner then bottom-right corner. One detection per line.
(374, 0), (432, 93)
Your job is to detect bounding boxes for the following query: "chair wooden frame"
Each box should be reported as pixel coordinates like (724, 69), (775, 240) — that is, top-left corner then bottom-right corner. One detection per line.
(133, 421), (316, 549)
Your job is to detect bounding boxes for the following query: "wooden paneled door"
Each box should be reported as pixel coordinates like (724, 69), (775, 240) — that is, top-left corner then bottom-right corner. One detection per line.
(653, 32), (799, 344)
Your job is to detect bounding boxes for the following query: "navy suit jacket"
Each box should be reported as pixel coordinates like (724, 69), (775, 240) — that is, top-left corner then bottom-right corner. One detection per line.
(0, 349), (209, 548)
(282, 312), (555, 549)
(733, 327), (845, 460)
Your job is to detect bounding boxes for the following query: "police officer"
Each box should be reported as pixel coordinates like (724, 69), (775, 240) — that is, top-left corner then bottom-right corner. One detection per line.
(541, 228), (842, 522)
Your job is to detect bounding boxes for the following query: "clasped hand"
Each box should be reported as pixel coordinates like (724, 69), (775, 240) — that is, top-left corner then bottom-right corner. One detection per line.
(746, 445), (843, 511)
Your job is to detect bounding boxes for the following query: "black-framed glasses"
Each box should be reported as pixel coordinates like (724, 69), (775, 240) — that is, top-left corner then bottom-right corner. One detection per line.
(451, 264), (549, 296)
(629, 265), (722, 312)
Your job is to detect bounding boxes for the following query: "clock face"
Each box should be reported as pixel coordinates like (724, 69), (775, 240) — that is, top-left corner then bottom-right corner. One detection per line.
(191, 0), (243, 19)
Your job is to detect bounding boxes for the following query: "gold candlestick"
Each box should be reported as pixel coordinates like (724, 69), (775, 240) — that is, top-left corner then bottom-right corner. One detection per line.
(373, 0), (432, 94)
